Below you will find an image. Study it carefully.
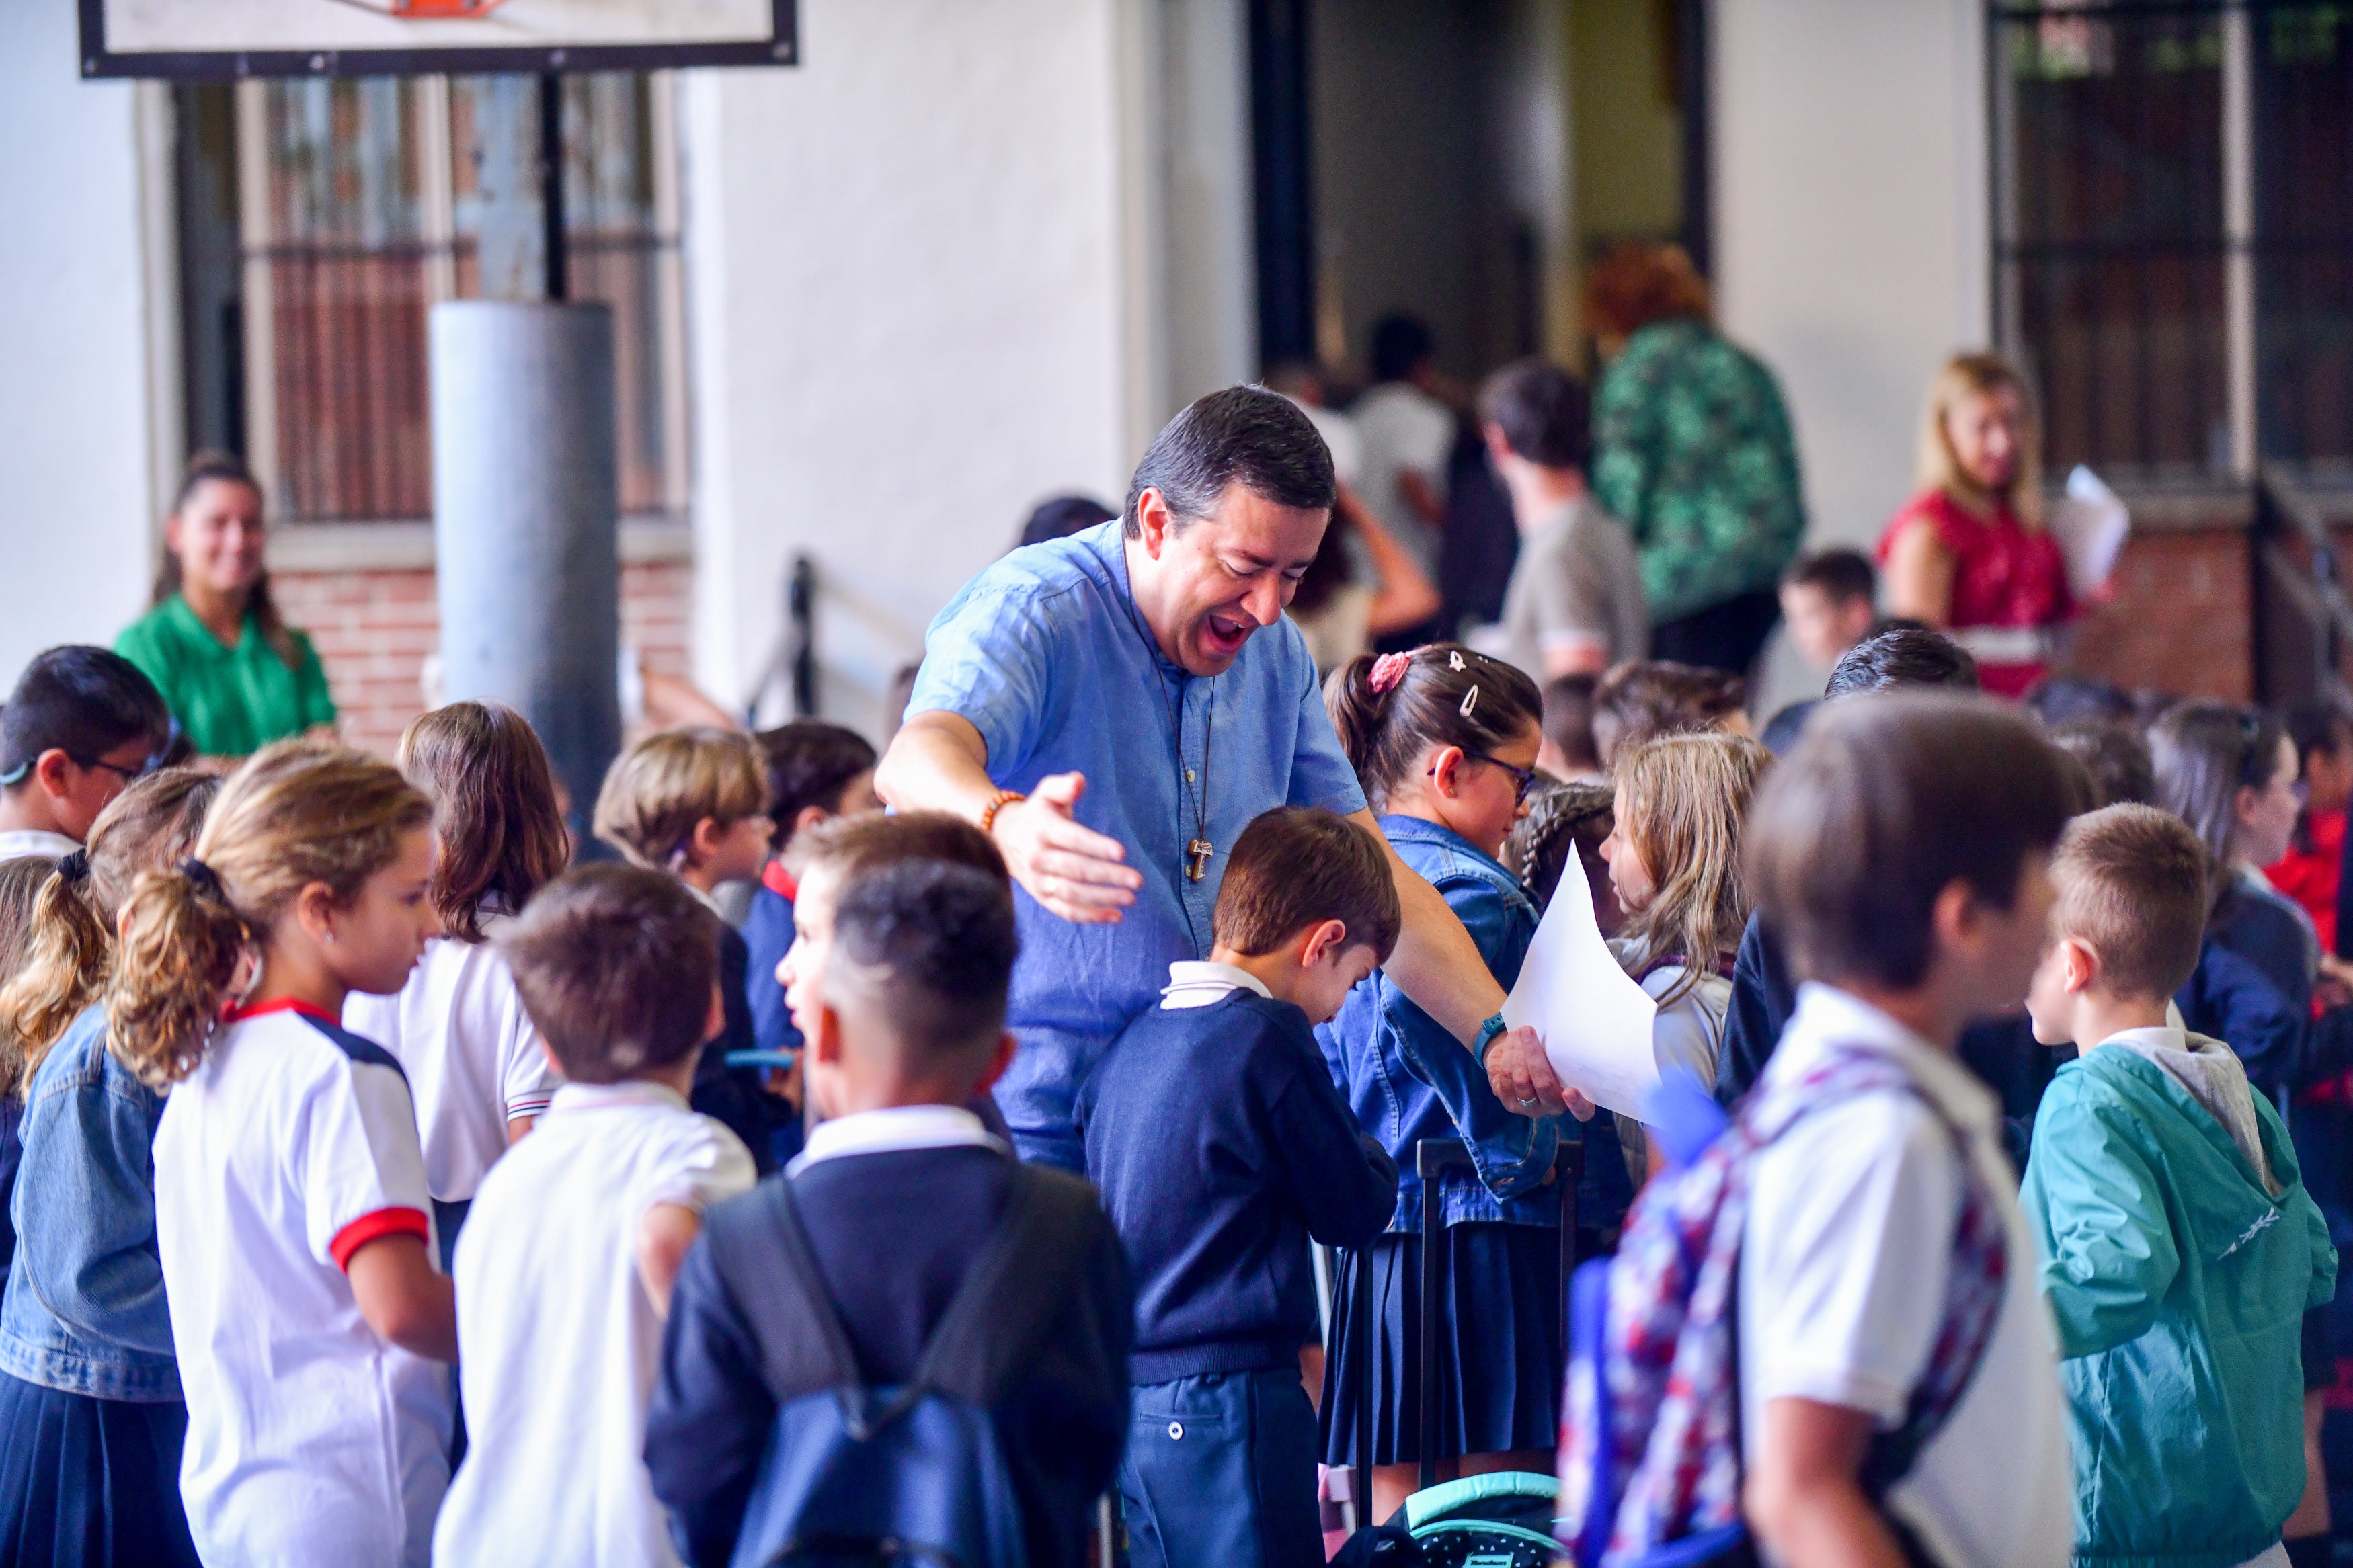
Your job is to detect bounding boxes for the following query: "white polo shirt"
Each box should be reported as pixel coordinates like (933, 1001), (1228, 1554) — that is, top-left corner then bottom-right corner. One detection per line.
(1738, 983), (2072, 1568)
(433, 1079), (755, 1568)
(344, 914), (562, 1204)
(153, 999), (452, 1568)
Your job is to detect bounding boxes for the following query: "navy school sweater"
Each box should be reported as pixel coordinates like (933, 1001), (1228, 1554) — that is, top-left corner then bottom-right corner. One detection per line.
(1075, 987), (1399, 1385)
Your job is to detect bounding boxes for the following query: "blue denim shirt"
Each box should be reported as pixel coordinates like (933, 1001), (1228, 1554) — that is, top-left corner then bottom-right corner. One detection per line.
(0, 1006), (179, 1402)
(1319, 815), (1564, 1230)
(906, 520), (1367, 1168)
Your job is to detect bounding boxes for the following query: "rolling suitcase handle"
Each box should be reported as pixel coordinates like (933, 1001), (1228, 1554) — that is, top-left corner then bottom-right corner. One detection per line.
(1413, 1136), (1585, 1493)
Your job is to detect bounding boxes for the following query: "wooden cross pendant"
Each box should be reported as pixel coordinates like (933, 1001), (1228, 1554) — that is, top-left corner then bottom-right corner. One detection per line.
(1186, 839), (1214, 883)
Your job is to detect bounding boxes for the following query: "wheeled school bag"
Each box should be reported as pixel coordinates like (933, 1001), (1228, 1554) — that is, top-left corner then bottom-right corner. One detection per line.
(1326, 1137), (1587, 1568)
(1556, 1056), (2009, 1568)
(697, 1162), (1103, 1568)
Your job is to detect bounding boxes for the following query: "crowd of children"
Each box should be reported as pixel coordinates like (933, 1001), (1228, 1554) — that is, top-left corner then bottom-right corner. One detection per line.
(0, 600), (2350, 1568)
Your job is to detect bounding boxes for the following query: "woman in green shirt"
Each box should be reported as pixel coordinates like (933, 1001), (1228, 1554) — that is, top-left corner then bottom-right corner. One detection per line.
(116, 453), (338, 761)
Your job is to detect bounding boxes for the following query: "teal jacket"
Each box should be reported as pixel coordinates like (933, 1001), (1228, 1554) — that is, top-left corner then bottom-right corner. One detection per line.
(2021, 1040), (2336, 1568)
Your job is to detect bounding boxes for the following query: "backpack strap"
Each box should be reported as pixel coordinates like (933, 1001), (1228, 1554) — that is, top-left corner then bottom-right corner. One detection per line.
(701, 1178), (865, 1404)
(912, 1163), (1102, 1407)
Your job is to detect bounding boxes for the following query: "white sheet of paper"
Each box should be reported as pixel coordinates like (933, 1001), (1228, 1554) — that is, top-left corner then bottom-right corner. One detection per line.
(1500, 848), (1660, 1120)
(2051, 464), (2130, 598)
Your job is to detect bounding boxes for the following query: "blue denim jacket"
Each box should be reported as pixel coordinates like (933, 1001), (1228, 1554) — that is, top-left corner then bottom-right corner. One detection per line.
(1318, 815), (1564, 1230)
(0, 1006), (179, 1401)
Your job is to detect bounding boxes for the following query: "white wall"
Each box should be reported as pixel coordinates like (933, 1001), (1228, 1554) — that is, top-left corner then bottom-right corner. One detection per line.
(1712, 0), (1990, 552)
(681, 0), (1149, 740)
(1710, 0), (1987, 708)
(0, 5), (168, 687)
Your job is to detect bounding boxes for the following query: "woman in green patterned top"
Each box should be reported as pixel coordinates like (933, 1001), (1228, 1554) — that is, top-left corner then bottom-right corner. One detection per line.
(1587, 243), (1807, 676)
(115, 454), (338, 762)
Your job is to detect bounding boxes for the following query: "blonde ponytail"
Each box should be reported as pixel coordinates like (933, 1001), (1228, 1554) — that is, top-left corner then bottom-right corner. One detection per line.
(0, 859), (110, 1094)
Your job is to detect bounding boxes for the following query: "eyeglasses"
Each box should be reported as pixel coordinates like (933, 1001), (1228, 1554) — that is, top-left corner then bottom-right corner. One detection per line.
(70, 753), (154, 785)
(1431, 751), (1539, 806)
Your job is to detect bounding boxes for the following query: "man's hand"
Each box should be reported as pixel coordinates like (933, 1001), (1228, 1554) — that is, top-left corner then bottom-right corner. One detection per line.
(1484, 1025), (1592, 1120)
(992, 772), (1144, 924)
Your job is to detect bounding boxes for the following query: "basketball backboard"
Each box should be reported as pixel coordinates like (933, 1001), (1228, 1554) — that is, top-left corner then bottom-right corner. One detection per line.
(78, 0), (797, 79)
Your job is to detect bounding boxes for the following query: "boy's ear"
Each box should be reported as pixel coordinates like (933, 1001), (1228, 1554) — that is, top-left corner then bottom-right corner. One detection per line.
(1298, 919), (1350, 970)
(973, 1032), (1017, 1097)
(687, 815), (723, 865)
(2059, 936), (2099, 997)
(809, 1001), (846, 1067)
(31, 748), (73, 802)
(791, 803), (830, 842)
(702, 981), (727, 1046)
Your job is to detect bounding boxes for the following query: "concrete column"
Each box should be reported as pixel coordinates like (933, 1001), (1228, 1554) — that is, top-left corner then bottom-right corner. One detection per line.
(430, 300), (619, 839)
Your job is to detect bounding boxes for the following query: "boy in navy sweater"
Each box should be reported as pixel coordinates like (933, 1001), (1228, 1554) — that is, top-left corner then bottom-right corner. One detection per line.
(1077, 805), (1401, 1568)
(646, 861), (1133, 1568)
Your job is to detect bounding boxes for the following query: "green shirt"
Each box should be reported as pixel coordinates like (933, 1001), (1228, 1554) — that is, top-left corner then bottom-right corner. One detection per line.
(1590, 317), (1808, 624)
(115, 595), (337, 759)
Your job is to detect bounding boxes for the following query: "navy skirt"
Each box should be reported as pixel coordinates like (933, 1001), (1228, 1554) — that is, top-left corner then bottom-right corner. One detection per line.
(0, 1371), (198, 1568)
(1318, 1223), (1562, 1467)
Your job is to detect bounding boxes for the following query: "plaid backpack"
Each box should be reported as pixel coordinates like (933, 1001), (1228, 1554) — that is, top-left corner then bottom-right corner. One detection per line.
(1557, 1048), (2010, 1568)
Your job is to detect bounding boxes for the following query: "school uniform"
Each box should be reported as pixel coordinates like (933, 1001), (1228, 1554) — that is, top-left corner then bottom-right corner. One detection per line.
(740, 860), (800, 1057)
(342, 912), (561, 1254)
(0, 830), (77, 862)
(153, 999), (452, 1568)
(646, 1107), (1132, 1568)
(434, 1079), (755, 1567)
(1317, 815), (1613, 1468)
(683, 886), (795, 1175)
(1076, 964), (1396, 1568)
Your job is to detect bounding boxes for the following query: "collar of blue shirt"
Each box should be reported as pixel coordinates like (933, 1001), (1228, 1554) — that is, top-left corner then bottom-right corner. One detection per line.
(787, 1103), (1008, 1175)
(1158, 960), (1274, 1012)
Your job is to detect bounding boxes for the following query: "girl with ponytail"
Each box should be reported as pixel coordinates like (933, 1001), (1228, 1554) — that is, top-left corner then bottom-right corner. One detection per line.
(129, 741), (453, 1568)
(0, 766), (218, 1562)
(1317, 643), (1601, 1520)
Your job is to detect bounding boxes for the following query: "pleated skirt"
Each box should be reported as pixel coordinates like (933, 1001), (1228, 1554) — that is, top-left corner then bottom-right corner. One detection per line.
(0, 1370), (198, 1568)
(1318, 1222), (1563, 1468)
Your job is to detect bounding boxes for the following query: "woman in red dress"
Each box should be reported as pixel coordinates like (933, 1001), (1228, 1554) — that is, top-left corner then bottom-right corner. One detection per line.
(1877, 352), (2072, 699)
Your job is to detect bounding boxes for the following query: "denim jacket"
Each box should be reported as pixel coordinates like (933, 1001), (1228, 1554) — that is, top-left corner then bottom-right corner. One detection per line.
(1319, 815), (1564, 1229)
(0, 1005), (179, 1401)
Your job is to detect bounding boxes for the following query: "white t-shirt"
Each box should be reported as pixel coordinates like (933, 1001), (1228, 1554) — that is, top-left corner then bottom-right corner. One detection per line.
(1353, 382), (1457, 578)
(0, 827), (77, 860)
(1288, 398), (1365, 491)
(433, 1079), (756, 1568)
(343, 913), (562, 1204)
(1738, 984), (2072, 1568)
(154, 999), (452, 1568)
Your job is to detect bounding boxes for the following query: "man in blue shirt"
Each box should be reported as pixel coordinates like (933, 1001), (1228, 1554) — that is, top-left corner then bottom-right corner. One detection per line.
(876, 386), (1573, 1169)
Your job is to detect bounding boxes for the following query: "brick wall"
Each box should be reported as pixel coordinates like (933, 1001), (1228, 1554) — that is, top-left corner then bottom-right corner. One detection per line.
(270, 556), (695, 758)
(2067, 527), (2253, 702)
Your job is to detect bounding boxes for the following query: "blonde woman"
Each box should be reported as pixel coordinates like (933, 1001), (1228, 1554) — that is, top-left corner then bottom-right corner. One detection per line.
(1599, 729), (1772, 1178)
(1878, 353), (2073, 698)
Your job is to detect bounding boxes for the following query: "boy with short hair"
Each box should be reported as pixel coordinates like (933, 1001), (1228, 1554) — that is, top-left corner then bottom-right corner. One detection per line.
(594, 728), (790, 1169)
(0, 645), (171, 859)
(434, 865), (758, 1567)
(1076, 806), (1401, 1568)
(1778, 550), (1878, 672)
(742, 721), (881, 1057)
(1739, 692), (2076, 1568)
(2021, 805), (2334, 1568)
(647, 861), (1132, 1568)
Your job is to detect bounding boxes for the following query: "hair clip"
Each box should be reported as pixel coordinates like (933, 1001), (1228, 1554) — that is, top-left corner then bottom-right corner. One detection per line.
(1369, 652), (1413, 694)
(1448, 650), (1466, 671)
(1460, 685), (1480, 718)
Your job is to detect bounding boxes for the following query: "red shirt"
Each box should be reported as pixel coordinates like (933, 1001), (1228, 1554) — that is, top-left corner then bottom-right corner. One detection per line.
(1877, 488), (2073, 699)
(2266, 808), (2344, 957)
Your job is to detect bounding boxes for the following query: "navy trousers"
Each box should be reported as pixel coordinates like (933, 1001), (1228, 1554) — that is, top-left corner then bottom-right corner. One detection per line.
(1119, 1367), (1323, 1568)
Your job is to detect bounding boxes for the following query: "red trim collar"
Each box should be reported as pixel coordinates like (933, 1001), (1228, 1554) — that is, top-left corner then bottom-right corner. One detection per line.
(762, 860), (798, 902)
(227, 996), (341, 1025)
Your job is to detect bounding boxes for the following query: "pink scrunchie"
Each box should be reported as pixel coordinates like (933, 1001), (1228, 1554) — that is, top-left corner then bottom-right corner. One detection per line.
(1369, 652), (1413, 694)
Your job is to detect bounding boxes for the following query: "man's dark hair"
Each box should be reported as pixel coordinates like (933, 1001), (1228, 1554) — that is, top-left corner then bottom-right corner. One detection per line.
(826, 860), (1019, 1062)
(2048, 720), (2155, 808)
(2022, 672), (2136, 729)
(1213, 807), (1402, 965)
(1747, 693), (2073, 989)
(0, 647), (171, 789)
(1016, 494), (1117, 552)
(1370, 314), (1435, 384)
(500, 864), (719, 1084)
(1477, 358), (1592, 472)
(1123, 385), (1337, 539)
(1823, 625), (1979, 702)
(756, 720), (878, 847)
(1782, 548), (1876, 606)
